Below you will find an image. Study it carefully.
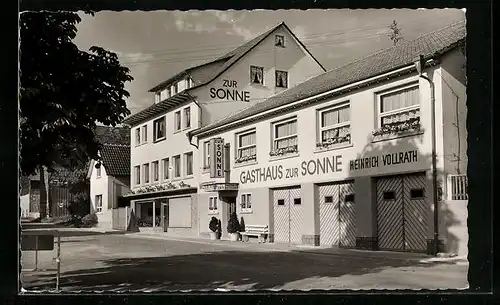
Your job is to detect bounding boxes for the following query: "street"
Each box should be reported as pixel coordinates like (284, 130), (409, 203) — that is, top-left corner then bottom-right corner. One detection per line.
(20, 233), (468, 292)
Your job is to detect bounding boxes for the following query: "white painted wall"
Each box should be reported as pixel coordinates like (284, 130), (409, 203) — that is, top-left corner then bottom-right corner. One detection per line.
(89, 163), (112, 228)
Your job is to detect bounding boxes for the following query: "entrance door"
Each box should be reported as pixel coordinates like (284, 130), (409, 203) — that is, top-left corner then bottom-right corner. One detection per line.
(272, 187), (302, 244)
(161, 201), (169, 232)
(376, 173), (428, 252)
(318, 181), (356, 247)
(225, 197), (237, 234)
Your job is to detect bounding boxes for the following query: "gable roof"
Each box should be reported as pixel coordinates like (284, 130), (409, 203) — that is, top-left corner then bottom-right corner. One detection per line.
(191, 21), (466, 137)
(100, 144), (130, 177)
(124, 22), (326, 126)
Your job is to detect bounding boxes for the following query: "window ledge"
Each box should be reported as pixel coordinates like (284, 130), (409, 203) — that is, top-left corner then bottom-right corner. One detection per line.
(153, 137), (166, 144)
(240, 209), (253, 214)
(171, 178), (183, 182)
(233, 160), (258, 168)
(173, 129), (183, 134)
(314, 143), (353, 154)
(183, 175), (194, 180)
(371, 131), (424, 143)
(182, 127), (191, 132)
(208, 211), (219, 215)
(269, 153), (299, 162)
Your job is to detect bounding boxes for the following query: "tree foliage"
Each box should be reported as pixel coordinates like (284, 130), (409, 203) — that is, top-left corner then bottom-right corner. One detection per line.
(388, 20), (404, 46)
(20, 11), (133, 177)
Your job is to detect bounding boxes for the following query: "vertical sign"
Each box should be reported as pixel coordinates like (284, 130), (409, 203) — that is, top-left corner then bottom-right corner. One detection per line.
(210, 138), (225, 178)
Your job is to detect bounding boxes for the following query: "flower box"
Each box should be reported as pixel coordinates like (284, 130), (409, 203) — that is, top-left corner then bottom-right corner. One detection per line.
(269, 145), (298, 157)
(316, 134), (351, 149)
(372, 117), (421, 138)
(235, 154), (257, 164)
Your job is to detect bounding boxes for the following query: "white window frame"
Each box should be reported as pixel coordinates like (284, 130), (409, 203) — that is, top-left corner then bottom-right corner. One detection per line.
(153, 116), (166, 142)
(134, 165), (141, 185)
(250, 66), (264, 85)
(272, 117), (298, 150)
(135, 128), (141, 146)
(142, 125), (148, 143)
(184, 152), (193, 176)
(209, 196), (218, 214)
(275, 34), (285, 47)
(162, 158), (170, 181)
(275, 70), (288, 89)
(236, 129), (257, 160)
(377, 84), (420, 129)
(173, 82), (179, 94)
(174, 111), (181, 132)
(318, 102), (351, 145)
(155, 93), (161, 103)
(183, 107), (191, 129)
(152, 161), (159, 182)
(240, 193), (252, 213)
(95, 195), (103, 213)
(96, 165), (102, 178)
(203, 141), (211, 169)
(173, 155), (181, 178)
(143, 163), (150, 184)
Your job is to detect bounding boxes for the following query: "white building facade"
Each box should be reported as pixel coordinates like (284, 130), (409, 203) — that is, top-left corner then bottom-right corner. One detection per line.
(122, 22), (326, 237)
(191, 22), (468, 255)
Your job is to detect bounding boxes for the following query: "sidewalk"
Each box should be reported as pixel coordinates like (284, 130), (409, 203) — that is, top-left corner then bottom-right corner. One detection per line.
(123, 232), (468, 264)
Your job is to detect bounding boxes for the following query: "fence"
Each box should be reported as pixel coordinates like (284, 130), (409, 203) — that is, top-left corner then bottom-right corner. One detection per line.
(112, 206), (131, 230)
(447, 174), (468, 200)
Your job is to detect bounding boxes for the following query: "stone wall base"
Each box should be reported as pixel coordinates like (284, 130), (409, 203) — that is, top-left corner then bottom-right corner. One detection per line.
(355, 237), (378, 250)
(426, 238), (446, 255)
(302, 235), (320, 246)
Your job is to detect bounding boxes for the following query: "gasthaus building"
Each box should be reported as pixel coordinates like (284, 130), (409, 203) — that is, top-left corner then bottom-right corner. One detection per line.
(121, 22), (326, 236)
(190, 21), (468, 255)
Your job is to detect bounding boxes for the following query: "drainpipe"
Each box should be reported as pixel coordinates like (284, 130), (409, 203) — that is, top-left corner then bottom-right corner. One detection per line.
(415, 55), (440, 256)
(186, 92), (201, 149)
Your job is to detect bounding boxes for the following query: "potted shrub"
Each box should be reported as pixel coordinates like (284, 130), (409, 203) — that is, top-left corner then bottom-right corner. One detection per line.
(227, 211), (241, 242)
(209, 217), (221, 240)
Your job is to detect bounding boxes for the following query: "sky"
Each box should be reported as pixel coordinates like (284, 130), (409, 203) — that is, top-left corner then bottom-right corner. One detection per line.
(73, 9), (465, 115)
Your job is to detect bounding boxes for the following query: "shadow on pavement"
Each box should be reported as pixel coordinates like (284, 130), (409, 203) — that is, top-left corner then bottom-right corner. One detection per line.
(23, 249), (461, 292)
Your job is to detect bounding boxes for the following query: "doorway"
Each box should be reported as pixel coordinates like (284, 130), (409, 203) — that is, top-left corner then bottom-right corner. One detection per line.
(161, 201), (169, 232)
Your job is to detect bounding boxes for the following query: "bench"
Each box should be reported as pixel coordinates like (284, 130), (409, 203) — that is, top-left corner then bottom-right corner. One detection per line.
(240, 225), (269, 243)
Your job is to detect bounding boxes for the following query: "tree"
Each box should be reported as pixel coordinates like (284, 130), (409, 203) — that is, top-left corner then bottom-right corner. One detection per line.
(388, 20), (404, 46)
(20, 12), (133, 218)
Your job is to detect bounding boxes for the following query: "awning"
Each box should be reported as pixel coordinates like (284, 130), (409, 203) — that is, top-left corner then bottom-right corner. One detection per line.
(120, 187), (197, 202)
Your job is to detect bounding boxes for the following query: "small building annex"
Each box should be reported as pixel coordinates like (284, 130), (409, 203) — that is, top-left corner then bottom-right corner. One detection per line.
(190, 21), (468, 256)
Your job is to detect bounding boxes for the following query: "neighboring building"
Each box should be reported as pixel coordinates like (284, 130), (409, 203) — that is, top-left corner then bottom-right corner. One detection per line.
(121, 22), (326, 236)
(190, 21), (467, 255)
(87, 126), (131, 229)
(19, 174), (48, 219)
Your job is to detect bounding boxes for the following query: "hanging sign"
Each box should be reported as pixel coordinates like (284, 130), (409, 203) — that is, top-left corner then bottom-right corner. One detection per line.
(210, 138), (225, 178)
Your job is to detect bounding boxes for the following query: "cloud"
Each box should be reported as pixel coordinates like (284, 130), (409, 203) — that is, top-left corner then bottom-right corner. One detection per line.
(292, 25), (307, 40)
(172, 11), (218, 34)
(210, 11), (255, 40)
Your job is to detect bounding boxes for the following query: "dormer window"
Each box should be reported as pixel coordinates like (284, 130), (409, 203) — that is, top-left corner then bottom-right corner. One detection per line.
(155, 93), (161, 103)
(275, 35), (285, 47)
(173, 83), (179, 95)
(250, 66), (264, 85)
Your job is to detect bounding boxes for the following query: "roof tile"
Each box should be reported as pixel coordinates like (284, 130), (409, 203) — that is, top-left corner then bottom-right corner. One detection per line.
(100, 144), (130, 177)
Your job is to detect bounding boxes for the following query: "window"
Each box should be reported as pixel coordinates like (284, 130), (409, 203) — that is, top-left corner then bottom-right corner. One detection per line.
(383, 191), (395, 200)
(95, 195), (103, 213)
(277, 199), (285, 206)
(275, 34), (285, 47)
(173, 83), (178, 94)
(174, 111), (181, 131)
(152, 161), (159, 182)
(155, 93), (161, 103)
(345, 194), (355, 202)
(153, 116), (166, 141)
(379, 85), (420, 129)
(134, 166), (141, 185)
(448, 174), (468, 200)
(142, 125), (148, 143)
(184, 152), (193, 176)
(183, 107), (191, 129)
(143, 163), (150, 184)
(324, 196), (333, 203)
(410, 189), (424, 199)
(272, 118), (298, 151)
(173, 155), (181, 178)
(203, 141), (211, 169)
(236, 130), (256, 161)
(250, 66), (264, 85)
(293, 198), (301, 205)
(162, 158), (170, 180)
(135, 128), (141, 146)
(209, 196), (218, 213)
(319, 103), (351, 146)
(276, 70), (288, 88)
(168, 87), (172, 98)
(241, 194), (252, 212)
(96, 165), (101, 178)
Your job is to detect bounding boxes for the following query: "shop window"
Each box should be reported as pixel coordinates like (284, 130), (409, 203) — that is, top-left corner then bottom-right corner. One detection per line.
(277, 199), (285, 206)
(410, 189), (424, 199)
(250, 66), (264, 85)
(293, 198), (301, 205)
(345, 194), (355, 203)
(383, 191), (395, 200)
(324, 196), (333, 203)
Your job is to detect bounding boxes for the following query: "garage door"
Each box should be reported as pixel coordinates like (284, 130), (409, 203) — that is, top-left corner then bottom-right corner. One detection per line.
(273, 187), (302, 244)
(168, 197), (192, 228)
(318, 181), (356, 247)
(376, 173), (428, 252)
